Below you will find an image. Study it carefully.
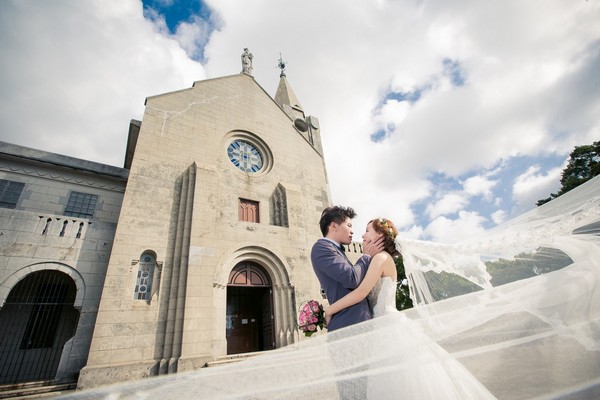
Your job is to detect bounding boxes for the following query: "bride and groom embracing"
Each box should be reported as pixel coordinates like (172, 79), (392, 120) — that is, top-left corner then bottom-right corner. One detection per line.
(311, 206), (398, 331)
(310, 206), (399, 399)
(311, 206), (495, 399)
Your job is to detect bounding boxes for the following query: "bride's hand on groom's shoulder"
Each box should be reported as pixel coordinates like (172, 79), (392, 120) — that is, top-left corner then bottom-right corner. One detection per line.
(364, 237), (385, 257)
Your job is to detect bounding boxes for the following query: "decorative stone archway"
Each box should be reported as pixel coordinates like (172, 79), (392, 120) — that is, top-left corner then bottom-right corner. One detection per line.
(213, 246), (297, 356)
(226, 262), (274, 355)
(0, 262), (85, 310)
(0, 268), (80, 384)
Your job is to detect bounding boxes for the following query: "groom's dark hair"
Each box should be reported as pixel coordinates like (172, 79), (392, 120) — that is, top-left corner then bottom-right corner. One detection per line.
(319, 206), (357, 236)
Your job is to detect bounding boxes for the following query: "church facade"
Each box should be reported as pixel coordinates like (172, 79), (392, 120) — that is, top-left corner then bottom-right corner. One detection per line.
(0, 55), (353, 389)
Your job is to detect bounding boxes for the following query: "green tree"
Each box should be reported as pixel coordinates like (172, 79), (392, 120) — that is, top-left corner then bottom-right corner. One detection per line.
(422, 270), (482, 301)
(485, 247), (572, 286)
(395, 254), (413, 310)
(394, 255), (483, 308)
(537, 141), (600, 206)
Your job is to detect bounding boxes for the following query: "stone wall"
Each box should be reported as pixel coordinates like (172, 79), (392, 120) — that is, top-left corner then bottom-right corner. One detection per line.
(0, 142), (127, 382)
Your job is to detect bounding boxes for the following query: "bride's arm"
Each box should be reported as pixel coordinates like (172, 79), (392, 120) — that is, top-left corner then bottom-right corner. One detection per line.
(325, 253), (386, 323)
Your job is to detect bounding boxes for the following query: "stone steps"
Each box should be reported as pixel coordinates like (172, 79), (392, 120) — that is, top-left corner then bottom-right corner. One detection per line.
(203, 352), (261, 368)
(0, 381), (77, 399)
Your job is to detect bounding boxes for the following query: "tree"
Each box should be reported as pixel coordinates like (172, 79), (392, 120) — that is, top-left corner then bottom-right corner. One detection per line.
(485, 247), (572, 286)
(395, 254), (413, 310)
(537, 141), (600, 206)
(394, 254), (482, 308)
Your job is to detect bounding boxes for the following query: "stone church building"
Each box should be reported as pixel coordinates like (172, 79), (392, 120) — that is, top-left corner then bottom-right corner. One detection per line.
(0, 53), (362, 391)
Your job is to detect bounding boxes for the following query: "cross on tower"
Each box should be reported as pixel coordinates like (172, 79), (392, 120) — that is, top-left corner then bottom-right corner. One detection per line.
(277, 53), (287, 78)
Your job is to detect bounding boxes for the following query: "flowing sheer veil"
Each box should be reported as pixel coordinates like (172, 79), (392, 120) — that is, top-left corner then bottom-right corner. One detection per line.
(66, 176), (600, 399)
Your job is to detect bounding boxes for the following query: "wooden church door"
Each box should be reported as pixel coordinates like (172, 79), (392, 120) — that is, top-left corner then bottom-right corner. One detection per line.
(226, 262), (275, 355)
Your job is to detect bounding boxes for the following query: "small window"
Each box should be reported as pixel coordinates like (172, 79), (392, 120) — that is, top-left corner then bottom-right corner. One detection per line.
(64, 191), (98, 218)
(76, 222), (84, 238)
(134, 252), (156, 301)
(239, 198), (259, 223)
(0, 179), (25, 209)
(270, 184), (288, 227)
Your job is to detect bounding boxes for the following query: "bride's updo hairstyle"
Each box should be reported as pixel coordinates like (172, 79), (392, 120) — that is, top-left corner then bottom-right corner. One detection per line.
(370, 218), (401, 258)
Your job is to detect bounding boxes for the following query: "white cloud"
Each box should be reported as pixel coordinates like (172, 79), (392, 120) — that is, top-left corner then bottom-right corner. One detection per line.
(1, 0), (598, 242)
(0, 0), (204, 166)
(462, 175), (498, 200)
(398, 225), (424, 241)
(512, 164), (565, 213)
(373, 99), (411, 135)
(491, 209), (507, 225)
(426, 193), (469, 219)
(173, 15), (215, 61)
(424, 211), (488, 244)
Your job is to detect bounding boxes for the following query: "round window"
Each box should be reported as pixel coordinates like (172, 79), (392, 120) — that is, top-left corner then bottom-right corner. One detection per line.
(227, 140), (264, 172)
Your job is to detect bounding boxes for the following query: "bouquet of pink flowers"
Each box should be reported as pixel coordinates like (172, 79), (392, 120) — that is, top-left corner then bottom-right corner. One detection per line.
(298, 299), (326, 337)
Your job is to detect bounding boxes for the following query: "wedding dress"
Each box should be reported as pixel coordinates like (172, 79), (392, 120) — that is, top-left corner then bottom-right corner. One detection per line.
(63, 176), (600, 399)
(365, 276), (496, 399)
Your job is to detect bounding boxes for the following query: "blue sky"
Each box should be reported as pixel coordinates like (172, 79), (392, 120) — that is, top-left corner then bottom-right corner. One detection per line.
(1, 0), (598, 243)
(142, 0), (209, 33)
(141, 0), (215, 62)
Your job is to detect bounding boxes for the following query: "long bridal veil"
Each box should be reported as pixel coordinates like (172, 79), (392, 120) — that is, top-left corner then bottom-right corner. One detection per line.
(67, 176), (600, 399)
(400, 175), (600, 399)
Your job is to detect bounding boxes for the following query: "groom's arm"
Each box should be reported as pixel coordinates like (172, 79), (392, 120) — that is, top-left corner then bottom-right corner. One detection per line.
(311, 240), (369, 289)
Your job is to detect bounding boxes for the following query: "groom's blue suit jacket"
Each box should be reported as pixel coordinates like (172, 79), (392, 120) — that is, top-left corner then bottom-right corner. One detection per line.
(311, 238), (373, 331)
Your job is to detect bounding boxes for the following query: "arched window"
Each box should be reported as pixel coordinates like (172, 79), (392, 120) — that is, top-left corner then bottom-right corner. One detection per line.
(134, 251), (156, 301)
(42, 218), (51, 235)
(228, 262), (271, 286)
(59, 220), (68, 237)
(270, 184), (288, 227)
(76, 222), (84, 239)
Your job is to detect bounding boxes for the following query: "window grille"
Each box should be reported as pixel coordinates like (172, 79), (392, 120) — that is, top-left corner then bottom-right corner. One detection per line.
(0, 179), (25, 209)
(64, 191), (98, 218)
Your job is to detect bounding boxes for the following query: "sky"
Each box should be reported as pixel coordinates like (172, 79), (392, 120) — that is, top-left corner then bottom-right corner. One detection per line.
(1, 0), (598, 243)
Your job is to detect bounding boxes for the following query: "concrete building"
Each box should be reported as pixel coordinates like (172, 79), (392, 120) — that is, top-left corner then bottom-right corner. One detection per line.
(0, 142), (127, 385)
(0, 53), (364, 391)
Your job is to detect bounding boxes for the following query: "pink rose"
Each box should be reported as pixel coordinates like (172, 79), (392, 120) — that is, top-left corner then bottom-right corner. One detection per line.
(307, 324), (316, 331)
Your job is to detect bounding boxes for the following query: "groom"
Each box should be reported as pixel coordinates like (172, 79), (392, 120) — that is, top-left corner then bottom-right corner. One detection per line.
(311, 205), (383, 331)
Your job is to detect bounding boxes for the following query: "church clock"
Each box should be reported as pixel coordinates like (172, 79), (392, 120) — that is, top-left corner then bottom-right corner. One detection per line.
(227, 140), (264, 172)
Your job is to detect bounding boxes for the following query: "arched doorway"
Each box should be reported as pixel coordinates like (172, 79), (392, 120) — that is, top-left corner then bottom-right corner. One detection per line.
(226, 262), (275, 355)
(0, 270), (79, 384)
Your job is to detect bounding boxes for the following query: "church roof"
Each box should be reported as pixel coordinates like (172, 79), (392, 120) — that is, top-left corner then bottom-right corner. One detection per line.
(0, 140), (129, 179)
(274, 76), (303, 112)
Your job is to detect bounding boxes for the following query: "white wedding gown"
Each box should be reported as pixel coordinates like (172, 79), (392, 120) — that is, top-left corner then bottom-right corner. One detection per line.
(365, 276), (496, 399)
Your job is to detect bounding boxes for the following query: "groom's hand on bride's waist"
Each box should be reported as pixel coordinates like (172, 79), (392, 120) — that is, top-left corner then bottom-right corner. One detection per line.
(324, 307), (332, 326)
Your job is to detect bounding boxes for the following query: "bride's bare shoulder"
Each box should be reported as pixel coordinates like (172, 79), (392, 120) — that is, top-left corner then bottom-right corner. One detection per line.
(374, 251), (394, 262)
(373, 252), (388, 260)
(380, 253), (397, 279)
